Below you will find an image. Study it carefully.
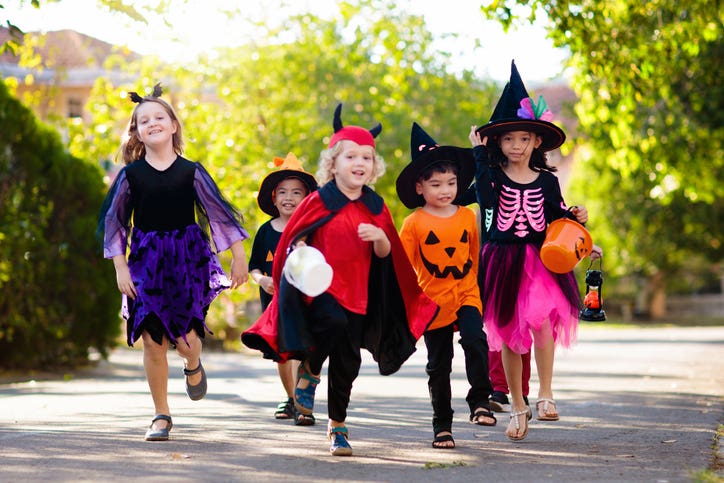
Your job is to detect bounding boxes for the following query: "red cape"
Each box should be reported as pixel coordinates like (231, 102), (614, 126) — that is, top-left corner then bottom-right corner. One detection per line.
(242, 182), (438, 375)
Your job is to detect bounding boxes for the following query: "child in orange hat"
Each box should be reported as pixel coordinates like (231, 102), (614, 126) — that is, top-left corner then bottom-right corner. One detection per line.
(249, 152), (317, 425)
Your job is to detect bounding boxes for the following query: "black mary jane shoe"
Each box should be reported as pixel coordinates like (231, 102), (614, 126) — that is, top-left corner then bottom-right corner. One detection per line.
(144, 414), (173, 441)
(184, 360), (207, 401)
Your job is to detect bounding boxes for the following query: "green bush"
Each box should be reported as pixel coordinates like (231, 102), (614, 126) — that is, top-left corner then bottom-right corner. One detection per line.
(0, 81), (120, 370)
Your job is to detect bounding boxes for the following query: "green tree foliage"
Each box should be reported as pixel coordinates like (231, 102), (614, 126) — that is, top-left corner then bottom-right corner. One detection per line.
(200, 1), (496, 222)
(482, 1), (723, 313)
(0, 80), (120, 369)
(69, 0), (498, 340)
(5, 0), (497, 354)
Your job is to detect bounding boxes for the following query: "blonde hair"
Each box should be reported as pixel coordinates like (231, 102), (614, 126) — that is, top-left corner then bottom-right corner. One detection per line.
(316, 141), (386, 187)
(117, 97), (184, 165)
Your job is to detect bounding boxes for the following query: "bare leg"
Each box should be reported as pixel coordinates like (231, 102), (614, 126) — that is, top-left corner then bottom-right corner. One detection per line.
(329, 419), (345, 429)
(278, 360), (299, 398)
(142, 332), (170, 430)
(533, 334), (555, 400)
(533, 324), (558, 419)
(175, 330), (203, 386)
(502, 344), (528, 439)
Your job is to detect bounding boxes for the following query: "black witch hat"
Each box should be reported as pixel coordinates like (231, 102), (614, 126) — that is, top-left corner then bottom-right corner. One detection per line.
(476, 60), (566, 152)
(395, 122), (475, 209)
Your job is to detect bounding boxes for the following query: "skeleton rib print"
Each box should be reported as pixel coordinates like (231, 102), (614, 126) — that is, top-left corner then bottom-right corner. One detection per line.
(497, 184), (546, 238)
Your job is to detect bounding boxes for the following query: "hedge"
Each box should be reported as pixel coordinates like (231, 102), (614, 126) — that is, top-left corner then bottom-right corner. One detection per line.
(0, 81), (120, 370)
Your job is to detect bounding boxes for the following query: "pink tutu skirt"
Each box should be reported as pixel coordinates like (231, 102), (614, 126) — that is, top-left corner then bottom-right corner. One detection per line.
(480, 242), (580, 354)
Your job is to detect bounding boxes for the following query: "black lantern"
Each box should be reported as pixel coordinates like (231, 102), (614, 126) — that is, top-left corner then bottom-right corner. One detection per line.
(580, 257), (606, 322)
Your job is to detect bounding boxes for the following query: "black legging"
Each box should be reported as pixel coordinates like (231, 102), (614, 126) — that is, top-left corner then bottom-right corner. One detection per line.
(306, 293), (364, 422)
(424, 305), (493, 434)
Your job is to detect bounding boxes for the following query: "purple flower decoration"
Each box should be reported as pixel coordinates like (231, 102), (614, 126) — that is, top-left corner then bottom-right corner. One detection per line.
(517, 96), (554, 122)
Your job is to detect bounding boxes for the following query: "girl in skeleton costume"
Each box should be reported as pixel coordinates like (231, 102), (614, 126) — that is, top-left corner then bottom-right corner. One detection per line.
(98, 84), (249, 441)
(468, 61), (600, 441)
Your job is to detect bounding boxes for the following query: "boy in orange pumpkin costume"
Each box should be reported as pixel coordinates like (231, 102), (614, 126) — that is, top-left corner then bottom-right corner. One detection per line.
(397, 123), (496, 450)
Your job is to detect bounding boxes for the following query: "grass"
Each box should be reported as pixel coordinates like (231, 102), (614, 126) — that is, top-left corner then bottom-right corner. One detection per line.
(423, 461), (468, 470)
(688, 423), (724, 482)
(689, 470), (724, 482)
(578, 316), (724, 329)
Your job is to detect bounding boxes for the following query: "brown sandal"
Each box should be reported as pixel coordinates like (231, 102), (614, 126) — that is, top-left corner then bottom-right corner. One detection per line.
(506, 409), (529, 441)
(536, 398), (560, 421)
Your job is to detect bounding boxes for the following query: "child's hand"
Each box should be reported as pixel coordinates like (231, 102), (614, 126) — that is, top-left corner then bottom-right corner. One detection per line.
(229, 256), (248, 289)
(113, 255), (136, 299)
(572, 205), (589, 224)
(358, 223), (385, 242)
(228, 240), (248, 289)
(358, 223), (391, 258)
(260, 276), (274, 295)
(591, 244), (603, 259)
(469, 126), (487, 147)
(115, 264), (137, 300)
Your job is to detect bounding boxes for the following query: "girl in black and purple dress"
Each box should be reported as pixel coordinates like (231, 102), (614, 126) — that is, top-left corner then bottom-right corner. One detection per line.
(98, 84), (249, 441)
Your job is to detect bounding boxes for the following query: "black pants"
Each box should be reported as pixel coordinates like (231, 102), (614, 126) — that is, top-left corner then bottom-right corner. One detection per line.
(306, 293), (364, 423)
(424, 305), (493, 434)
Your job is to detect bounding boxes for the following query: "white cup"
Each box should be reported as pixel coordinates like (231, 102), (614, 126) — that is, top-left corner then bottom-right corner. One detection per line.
(283, 245), (333, 297)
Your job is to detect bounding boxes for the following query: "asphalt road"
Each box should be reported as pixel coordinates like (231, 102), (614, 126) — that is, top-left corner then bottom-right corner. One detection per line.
(1, 325), (723, 482)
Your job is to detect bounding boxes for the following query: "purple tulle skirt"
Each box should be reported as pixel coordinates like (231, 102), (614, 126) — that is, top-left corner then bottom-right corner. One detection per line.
(480, 242), (580, 354)
(122, 224), (230, 347)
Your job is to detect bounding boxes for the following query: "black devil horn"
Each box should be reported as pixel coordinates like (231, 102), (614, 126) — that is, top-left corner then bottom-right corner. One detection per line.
(369, 123), (382, 138)
(333, 103), (343, 133)
(128, 91), (143, 103)
(151, 83), (163, 97)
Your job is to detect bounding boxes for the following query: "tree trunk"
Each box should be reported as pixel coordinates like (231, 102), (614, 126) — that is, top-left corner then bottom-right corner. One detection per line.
(648, 271), (667, 319)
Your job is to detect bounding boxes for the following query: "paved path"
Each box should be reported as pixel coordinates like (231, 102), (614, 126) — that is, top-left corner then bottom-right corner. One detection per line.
(1, 325), (723, 482)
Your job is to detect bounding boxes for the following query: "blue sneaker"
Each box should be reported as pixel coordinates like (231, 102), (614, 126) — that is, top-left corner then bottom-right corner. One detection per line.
(329, 426), (353, 456)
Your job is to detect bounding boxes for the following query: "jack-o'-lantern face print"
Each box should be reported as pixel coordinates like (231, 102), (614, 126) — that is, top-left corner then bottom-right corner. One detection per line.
(418, 229), (472, 279)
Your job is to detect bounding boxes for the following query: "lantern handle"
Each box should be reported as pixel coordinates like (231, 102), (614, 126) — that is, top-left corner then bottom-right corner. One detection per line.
(586, 255), (602, 271)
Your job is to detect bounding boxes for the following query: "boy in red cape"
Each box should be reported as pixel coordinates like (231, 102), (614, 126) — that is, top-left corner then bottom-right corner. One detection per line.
(242, 104), (438, 456)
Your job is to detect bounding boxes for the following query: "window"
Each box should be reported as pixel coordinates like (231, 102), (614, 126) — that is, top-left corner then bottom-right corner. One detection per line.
(68, 97), (83, 118)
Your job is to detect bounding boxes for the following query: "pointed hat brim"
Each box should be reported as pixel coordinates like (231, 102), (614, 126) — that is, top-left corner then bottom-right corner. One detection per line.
(476, 120), (566, 151)
(476, 60), (566, 151)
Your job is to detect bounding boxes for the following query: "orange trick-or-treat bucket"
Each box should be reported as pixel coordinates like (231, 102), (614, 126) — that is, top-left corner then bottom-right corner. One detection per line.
(540, 218), (593, 273)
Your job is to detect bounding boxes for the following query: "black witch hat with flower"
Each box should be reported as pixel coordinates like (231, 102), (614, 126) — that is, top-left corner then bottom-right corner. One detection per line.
(476, 60), (566, 152)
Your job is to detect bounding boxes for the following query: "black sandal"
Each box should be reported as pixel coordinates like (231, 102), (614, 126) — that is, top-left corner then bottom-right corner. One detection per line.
(470, 407), (497, 426)
(294, 407), (316, 426)
(432, 431), (455, 449)
(275, 397), (294, 420)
